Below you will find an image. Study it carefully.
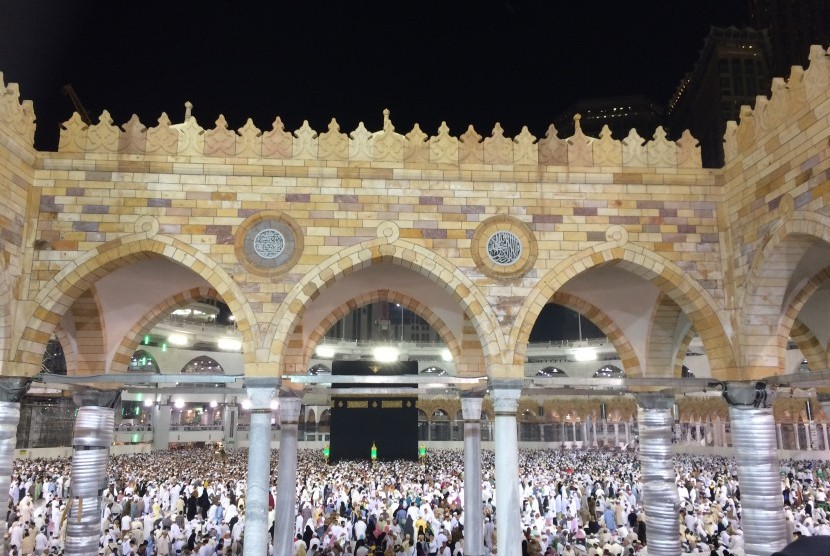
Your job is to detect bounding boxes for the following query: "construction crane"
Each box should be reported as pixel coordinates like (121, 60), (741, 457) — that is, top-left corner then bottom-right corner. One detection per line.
(61, 84), (92, 125)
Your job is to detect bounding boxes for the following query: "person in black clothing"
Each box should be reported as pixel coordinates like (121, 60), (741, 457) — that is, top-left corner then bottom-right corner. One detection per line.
(303, 525), (314, 549)
(198, 488), (211, 518)
(186, 492), (198, 521)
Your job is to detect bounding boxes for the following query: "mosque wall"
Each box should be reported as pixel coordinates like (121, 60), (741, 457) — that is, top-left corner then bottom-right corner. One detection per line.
(0, 73), (36, 375)
(720, 45), (830, 375)
(15, 107), (726, 376)
(0, 46), (827, 382)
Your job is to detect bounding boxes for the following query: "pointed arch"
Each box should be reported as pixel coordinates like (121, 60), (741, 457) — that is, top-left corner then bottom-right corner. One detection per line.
(646, 294), (693, 377)
(512, 241), (735, 377)
(298, 289), (462, 373)
(742, 211), (830, 373)
(547, 291), (642, 376)
(111, 286), (220, 374)
(673, 327), (698, 377)
(265, 237), (505, 376)
(69, 286), (107, 376)
(13, 233), (259, 375)
(790, 319), (827, 373)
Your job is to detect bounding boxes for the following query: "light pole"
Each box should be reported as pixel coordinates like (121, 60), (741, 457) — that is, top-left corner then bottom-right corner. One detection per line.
(396, 303), (404, 342)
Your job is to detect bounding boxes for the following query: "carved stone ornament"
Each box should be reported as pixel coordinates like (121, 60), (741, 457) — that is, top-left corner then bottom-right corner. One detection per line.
(470, 215), (537, 280)
(234, 211), (304, 276)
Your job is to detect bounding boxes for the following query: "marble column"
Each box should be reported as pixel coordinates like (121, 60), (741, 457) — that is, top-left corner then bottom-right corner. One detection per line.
(634, 394), (681, 556)
(823, 424), (829, 452)
(491, 381), (522, 556)
(0, 378), (29, 555)
(243, 382), (277, 556)
(776, 423), (784, 450)
(223, 399), (239, 448)
(724, 382), (788, 556)
(461, 394), (484, 556)
(273, 392), (302, 556)
(151, 400), (170, 451)
(794, 423), (801, 451)
(65, 389), (117, 556)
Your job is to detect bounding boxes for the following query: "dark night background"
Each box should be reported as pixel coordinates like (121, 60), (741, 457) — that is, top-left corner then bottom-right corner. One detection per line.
(0, 1), (748, 152)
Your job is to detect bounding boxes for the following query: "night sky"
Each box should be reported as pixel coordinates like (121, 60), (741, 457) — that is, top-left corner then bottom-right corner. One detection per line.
(0, 1), (748, 152)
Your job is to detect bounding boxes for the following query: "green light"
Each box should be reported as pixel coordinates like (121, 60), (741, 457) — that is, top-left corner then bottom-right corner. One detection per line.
(419, 444), (426, 457)
(135, 407), (140, 416)
(370, 442), (377, 461)
(162, 343), (168, 352)
(132, 433), (140, 443)
(323, 444), (330, 458)
(143, 335), (150, 345)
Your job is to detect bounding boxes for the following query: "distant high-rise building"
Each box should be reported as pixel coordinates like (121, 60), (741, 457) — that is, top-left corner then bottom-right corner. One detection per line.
(748, 0), (830, 77)
(667, 27), (772, 168)
(553, 95), (665, 140)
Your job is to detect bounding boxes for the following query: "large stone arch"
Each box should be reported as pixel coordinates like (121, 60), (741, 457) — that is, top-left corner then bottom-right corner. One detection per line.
(53, 324), (77, 375)
(69, 286), (107, 376)
(110, 286), (220, 374)
(298, 289), (462, 373)
(673, 327), (697, 377)
(646, 294), (693, 377)
(790, 319), (827, 373)
(512, 241), (735, 377)
(547, 291), (642, 376)
(13, 234), (259, 375)
(266, 236), (505, 377)
(742, 212), (830, 373)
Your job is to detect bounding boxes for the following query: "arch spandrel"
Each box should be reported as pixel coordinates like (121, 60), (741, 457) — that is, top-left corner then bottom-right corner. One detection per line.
(13, 234), (260, 376)
(512, 242), (736, 379)
(266, 237), (507, 378)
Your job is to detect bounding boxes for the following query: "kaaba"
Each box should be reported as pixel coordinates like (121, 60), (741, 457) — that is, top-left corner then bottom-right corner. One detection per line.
(329, 360), (418, 461)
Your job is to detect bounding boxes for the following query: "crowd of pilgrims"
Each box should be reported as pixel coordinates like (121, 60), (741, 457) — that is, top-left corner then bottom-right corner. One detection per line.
(6, 448), (830, 556)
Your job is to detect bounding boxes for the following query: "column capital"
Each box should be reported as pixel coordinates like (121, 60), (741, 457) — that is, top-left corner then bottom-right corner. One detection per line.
(72, 388), (119, 408)
(278, 390), (302, 423)
(633, 392), (674, 410)
(489, 380), (522, 415)
(722, 381), (774, 409)
(460, 393), (484, 421)
(246, 382), (277, 411)
(0, 377), (31, 403)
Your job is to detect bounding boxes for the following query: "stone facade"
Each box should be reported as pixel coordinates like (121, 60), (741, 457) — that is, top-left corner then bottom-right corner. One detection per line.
(0, 46), (828, 385)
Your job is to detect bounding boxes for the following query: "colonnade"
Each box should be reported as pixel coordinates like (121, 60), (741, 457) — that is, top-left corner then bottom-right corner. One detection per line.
(0, 377), (792, 556)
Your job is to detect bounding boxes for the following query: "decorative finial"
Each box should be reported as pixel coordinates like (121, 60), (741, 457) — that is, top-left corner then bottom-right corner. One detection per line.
(383, 108), (392, 131)
(184, 101), (193, 121)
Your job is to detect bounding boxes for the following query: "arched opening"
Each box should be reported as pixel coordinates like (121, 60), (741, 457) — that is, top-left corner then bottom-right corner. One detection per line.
(181, 356), (224, 374)
(318, 409), (331, 441)
(430, 409), (450, 441)
(40, 338), (67, 375)
(519, 408), (541, 442)
(593, 364), (625, 378)
(417, 409), (428, 441)
(128, 350), (160, 373)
